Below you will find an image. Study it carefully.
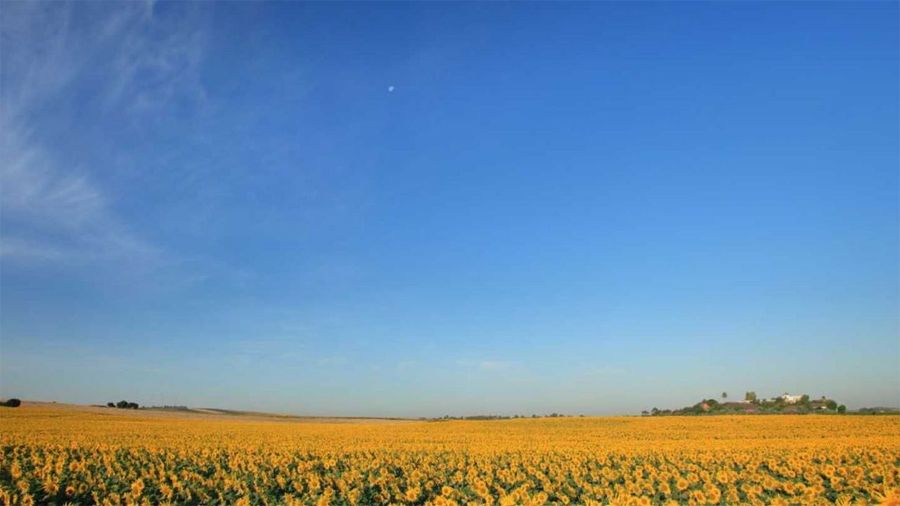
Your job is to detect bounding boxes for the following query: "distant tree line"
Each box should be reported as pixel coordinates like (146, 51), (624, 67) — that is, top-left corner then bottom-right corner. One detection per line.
(643, 392), (847, 416)
(856, 407), (900, 415)
(426, 413), (581, 421)
(107, 400), (140, 409)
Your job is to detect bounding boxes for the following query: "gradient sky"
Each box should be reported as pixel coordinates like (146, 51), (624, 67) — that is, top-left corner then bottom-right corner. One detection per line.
(1, 2), (897, 417)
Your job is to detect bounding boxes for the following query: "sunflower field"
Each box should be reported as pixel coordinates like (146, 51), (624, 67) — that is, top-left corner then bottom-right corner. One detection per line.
(1, 404), (898, 505)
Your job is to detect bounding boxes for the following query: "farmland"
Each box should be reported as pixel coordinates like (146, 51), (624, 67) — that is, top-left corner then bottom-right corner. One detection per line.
(1, 404), (898, 505)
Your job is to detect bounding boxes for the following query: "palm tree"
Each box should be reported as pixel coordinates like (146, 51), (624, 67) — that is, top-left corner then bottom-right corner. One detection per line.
(721, 392), (727, 400)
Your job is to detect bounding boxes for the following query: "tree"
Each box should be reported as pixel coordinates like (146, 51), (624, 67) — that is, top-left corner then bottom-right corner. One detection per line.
(825, 400), (838, 411)
(837, 405), (846, 414)
(800, 394), (810, 404)
(722, 392), (727, 400)
(2, 399), (21, 408)
(745, 391), (757, 402)
(116, 400), (129, 409)
(107, 402), (115, 408)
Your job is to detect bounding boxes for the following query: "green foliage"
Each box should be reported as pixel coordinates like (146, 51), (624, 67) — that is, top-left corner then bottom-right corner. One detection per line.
(648, 392), (848, 417)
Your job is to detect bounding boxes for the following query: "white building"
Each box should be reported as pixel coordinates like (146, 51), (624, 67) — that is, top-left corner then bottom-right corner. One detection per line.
(778, 393), (803, 404)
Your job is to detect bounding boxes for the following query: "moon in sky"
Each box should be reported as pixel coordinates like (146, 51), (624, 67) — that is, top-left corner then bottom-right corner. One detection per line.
(388, 85), (395, 92)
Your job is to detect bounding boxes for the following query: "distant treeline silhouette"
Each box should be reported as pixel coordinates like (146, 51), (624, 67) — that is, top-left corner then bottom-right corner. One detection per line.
(1, 398), (21, 408)
(107, 400), (140, 409)
(426, 413), (580, 421)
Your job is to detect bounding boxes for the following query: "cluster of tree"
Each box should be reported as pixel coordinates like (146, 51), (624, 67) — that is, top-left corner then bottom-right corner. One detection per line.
(644, 391), (847, 416)
(856, 407), (900, 415)
(747, 393), (845, 413)
(106, 400), (140, 409)
(1, 398), (21, 408)
(427, 413), (581, 421)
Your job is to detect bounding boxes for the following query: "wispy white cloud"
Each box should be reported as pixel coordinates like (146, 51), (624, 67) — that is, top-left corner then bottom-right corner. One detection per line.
(0, 2), (207, 265)
(100, 4), (208, 116)
(0, 125), (157, 264)
(0, 237), (66, 262)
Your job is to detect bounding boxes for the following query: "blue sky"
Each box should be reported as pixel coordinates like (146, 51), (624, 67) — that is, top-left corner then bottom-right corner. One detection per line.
(1, 2), (897, 417)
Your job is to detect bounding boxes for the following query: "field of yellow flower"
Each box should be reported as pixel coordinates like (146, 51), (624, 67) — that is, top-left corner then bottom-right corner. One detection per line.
(1, 404), (898, 505)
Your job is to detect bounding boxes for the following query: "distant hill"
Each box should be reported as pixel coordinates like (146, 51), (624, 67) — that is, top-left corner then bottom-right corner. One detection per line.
(644, 393), (851, 416)
(14, 401), (414, 423)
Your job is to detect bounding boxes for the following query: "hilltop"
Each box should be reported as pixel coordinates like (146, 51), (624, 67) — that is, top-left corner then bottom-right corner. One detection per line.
(2, 400), (413, 424)
(644, 392), (853, 416)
